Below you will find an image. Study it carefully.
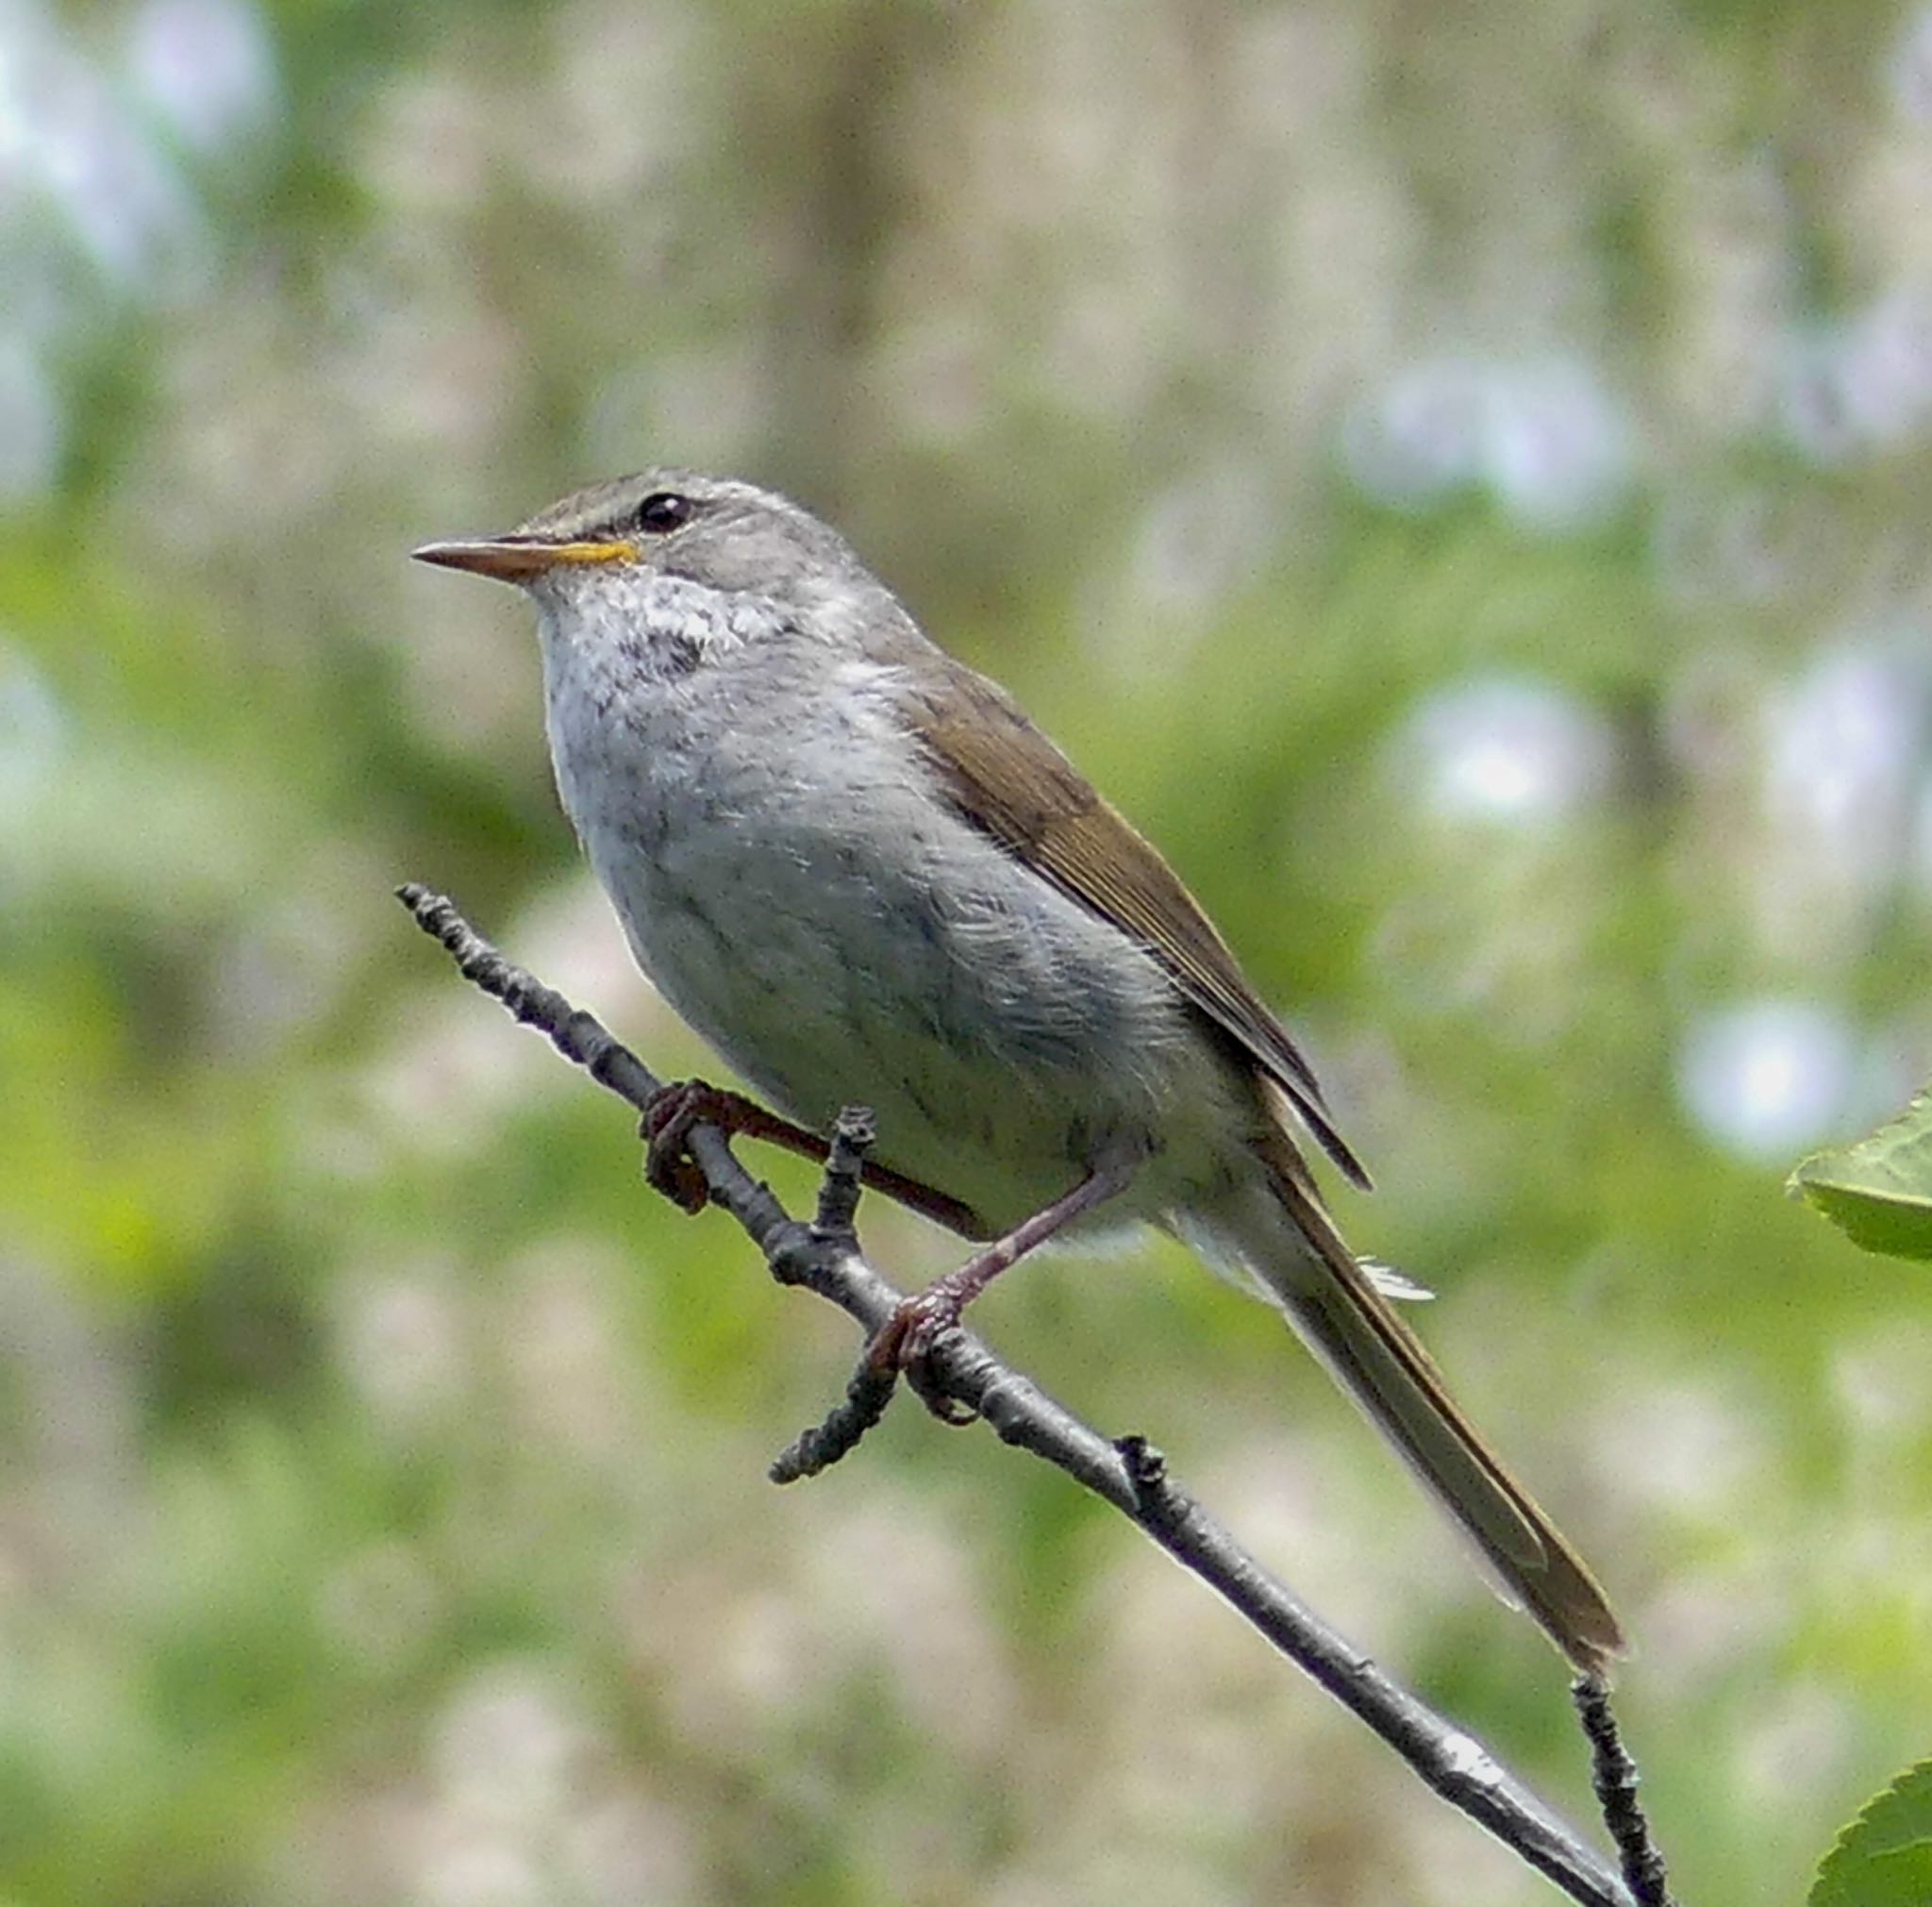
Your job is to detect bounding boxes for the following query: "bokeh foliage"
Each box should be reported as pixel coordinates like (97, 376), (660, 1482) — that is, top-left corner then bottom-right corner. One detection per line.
(6, 0), (1932, 1901)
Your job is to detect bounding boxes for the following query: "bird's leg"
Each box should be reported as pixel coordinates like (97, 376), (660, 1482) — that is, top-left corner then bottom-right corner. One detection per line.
(868, 1155), (1139, 1413)
(641, 1079), (983, 1235)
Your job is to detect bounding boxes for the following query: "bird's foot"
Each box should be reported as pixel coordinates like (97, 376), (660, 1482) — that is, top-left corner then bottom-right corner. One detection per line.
(640, 1079), (778, 1213)
(860, 1159), (1139, 1426)
(865, 1279), (979, 1425)
(641, 1081), (985, 1243)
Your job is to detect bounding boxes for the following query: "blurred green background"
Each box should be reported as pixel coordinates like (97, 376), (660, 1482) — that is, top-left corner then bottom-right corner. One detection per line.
(5, 1), (1932, 1901)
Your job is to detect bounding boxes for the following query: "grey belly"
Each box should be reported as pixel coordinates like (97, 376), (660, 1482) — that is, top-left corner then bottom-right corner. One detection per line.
(590, 807), (1200, 1230)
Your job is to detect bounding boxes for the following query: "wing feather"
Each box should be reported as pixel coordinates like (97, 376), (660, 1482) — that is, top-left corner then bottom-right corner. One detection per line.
(902, 659), (1371, 1189)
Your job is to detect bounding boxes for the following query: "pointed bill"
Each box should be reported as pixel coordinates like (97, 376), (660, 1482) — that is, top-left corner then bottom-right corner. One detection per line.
(412, 537), (636, 581)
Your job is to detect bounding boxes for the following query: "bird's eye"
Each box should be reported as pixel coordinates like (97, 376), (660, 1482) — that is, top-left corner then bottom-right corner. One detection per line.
(635, 491), (692, 534)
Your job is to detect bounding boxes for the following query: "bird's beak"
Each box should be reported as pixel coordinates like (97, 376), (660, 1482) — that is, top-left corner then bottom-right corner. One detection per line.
(411, 536), (638, 581)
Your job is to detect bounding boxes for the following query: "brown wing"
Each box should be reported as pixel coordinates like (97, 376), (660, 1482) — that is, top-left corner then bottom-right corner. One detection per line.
(902, 656), (1371, 1189)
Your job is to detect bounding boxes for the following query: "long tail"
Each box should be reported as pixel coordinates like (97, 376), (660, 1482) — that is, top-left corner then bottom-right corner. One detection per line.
(1229, 1113), (1624, 1677)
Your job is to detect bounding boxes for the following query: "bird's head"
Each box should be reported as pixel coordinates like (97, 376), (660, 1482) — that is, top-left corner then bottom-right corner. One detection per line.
(414, 469), (892, 640)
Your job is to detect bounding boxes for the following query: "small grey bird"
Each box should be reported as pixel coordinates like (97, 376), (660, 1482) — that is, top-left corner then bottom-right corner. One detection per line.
(415, 470), (1623, 1674)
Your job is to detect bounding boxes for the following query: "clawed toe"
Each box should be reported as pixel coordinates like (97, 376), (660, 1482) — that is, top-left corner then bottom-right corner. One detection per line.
(645, 1146), (710, 1213)
(641, 1079), (717, 1213)
(866, 1294), (977, 1425)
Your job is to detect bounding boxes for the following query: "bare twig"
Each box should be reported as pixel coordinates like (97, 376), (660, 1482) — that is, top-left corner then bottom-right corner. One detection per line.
(396, 882), (1650, 1907)
(1574, 1676), (1674, 1906)
(770, 1358), (900, 1481)
(810, 1105), (875, 1243)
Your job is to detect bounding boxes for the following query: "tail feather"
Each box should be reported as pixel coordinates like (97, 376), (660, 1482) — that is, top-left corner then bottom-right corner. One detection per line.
(1244, 1118), (1624, 1677)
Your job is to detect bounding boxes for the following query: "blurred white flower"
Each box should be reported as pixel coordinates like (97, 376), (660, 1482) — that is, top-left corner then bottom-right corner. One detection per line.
(0, 638), (67, 811)
(126, 0), (277, 152)
(1891, 3), (1932, 122)
(1341, 356), (1490, 511)
(0, 0), (210, 319)
(27, 39), (203, 287)
(1782, 290), (1932, 461)
(1342, 352), (1635, 530)
(1480, 355), (1637, 532)
(432, 1664), (590, 1829)
(402, 1662), (698, 1907)
(1398, 675), (1619, 828)
(1676, 998), (1856, 1162)
(1762, 638), (1929, 914)
(333, 1265), (471, 1430)
(1833, 1321), (1932, 1444)
(408, 1830), (538, 1907)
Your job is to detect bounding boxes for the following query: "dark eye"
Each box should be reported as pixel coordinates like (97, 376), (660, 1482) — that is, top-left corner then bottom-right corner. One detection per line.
(635, 491), (692, 534)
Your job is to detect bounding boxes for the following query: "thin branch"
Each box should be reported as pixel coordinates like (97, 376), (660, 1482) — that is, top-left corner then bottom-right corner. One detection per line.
(1574, 1676), (1675, 1906)
(396, 882), (1648, 1907)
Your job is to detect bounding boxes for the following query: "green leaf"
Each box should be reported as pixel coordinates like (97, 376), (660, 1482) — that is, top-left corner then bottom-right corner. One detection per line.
(1809, 1760), (1932, 1907)
(1789, 1091), (1932, 1263)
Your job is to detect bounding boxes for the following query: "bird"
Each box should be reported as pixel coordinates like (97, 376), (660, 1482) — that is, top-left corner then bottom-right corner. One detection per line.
(414, 469), (1624, 1674)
